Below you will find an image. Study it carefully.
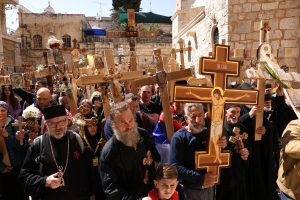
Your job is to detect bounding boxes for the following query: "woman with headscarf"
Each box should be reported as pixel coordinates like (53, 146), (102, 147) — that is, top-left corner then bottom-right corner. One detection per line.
(82, 117), (106, 200)
(0, 101), (26, 200)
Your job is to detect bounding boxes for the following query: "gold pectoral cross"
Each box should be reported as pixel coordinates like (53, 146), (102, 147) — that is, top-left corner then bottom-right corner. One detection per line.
(142, 150), (153, 184)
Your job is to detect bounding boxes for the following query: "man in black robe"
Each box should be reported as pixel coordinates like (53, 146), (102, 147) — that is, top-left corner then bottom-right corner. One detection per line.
(19, 105), (95, 200)
(216, 104), (250, 200)
(99, 101), (160, 199)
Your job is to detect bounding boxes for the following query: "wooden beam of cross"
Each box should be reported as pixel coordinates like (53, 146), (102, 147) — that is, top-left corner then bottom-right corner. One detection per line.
(174, 44), (259, 184)
(76, 50), (145, 102)
(12, 116), (26, 146)
(132, 48), (193, 141)
(174, 38), (192, 69)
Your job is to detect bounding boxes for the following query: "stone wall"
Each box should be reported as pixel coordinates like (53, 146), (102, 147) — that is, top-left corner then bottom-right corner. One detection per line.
(172, 0), (228, 73)
(228, 0), (300, 71)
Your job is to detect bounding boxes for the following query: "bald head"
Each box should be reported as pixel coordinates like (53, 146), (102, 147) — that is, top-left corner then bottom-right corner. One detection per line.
(36, 87), (52, 109)
(140, 85), (152, 104)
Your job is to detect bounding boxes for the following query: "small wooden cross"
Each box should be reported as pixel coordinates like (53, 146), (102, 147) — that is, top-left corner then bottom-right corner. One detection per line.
(12, 116), (26, 146)
(72, 38), (78, 49)
(174, 44), (258, 184)
(229, 127), (248, 152)
(174, 38), (192, 69)
(260, 21), (271, 44)
(132, 49), (193, 140)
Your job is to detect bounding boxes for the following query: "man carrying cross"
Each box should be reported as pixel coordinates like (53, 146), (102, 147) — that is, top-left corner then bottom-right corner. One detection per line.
(169, 103), (227, 200)
(216, 104), (250, 200)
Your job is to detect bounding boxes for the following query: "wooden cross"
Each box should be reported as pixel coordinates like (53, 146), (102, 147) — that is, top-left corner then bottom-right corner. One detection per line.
(174, 38), (192, 69)
(12, 116), (26, 146)
(132, 49), (193, 141)
(76, 50), (150, 119)
(229, 127), (248, 152)
(174, 44), (258, 184)
(0, 128), (11, 167)
(72, 38), (78, 49)
(260, 20), (271, 45)
(107, 9), (155, 54)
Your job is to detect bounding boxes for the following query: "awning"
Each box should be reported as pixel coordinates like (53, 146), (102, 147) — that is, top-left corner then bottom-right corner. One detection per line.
(83, 28), (106, 36)
(118, 12), (172, 24)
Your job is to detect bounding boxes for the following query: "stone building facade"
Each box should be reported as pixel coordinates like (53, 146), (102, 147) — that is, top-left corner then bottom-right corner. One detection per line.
(17, 3), (89, 69)
(172, 0), (300, 73)
(0, 0), (20, 74)
(17, 3), (173, 72)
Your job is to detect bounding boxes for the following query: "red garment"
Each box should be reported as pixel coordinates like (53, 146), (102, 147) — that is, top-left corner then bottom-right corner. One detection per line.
(148, 189), (179, 200)
(159, 105), (183, 132)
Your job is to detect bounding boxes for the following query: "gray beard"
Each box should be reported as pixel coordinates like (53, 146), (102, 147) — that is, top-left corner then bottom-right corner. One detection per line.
(113, 126), (140, 149)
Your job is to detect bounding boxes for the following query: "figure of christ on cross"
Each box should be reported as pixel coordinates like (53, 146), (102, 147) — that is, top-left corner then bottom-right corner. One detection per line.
(186, 87), (250, 163)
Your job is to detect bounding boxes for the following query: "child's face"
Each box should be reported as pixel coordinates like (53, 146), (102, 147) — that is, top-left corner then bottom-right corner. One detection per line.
(154, 178), (178, 200)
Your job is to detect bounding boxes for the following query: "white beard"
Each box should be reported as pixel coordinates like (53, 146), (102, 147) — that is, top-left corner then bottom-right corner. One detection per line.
(264, 107), (272, 112)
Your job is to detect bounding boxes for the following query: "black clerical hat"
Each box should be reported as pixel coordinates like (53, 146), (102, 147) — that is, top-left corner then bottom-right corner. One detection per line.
(225, 104), (240, 110)
(42, 105), (66, 120)
(265, 93), (272, 101)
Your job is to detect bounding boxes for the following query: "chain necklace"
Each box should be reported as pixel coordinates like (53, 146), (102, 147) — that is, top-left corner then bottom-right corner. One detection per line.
(49, 133), (70, 187)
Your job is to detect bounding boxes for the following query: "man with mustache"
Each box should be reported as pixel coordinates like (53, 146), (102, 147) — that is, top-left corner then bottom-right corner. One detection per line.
(216, 104), (250, 200)
(19, 105), (95, 200)
(100, 101), (160, 199)
(169, 103), (227, 200)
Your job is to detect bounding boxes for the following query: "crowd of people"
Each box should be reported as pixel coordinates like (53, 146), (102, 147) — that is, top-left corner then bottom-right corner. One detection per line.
(0, 79), (299, 200)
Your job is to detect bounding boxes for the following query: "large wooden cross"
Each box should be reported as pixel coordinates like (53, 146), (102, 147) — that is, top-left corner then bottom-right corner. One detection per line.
(174, 44), (258, 184)
(76, 50), (148, 118)
(132, 49), (193, 141)
(106, 9), (156, 71)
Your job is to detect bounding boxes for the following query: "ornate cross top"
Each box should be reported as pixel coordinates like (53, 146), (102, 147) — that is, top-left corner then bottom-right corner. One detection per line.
(12, 116), (26, 146)
(260, 21), (271, 44)
(174, 44), (258, 184)
(229, 127), (248, 152)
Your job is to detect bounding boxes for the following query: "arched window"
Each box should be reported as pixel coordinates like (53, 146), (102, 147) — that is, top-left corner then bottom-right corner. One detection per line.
(62, 34), (71, 48)
(212, 27), (219, 44)
(33, 35), (42, 49)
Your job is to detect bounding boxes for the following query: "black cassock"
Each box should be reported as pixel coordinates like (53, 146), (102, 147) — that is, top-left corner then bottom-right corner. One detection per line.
(100, 128), (160, 200)
(19, 131), (94, 200)
(239, 107), (279, 200)
(216, 121), (250, 200)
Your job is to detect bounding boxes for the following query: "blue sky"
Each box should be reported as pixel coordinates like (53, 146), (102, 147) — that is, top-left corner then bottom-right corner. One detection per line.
(6, 0), (176, 30)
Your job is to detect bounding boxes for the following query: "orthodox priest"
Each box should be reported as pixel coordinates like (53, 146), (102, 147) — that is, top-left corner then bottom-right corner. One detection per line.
(99, 101), (160, 199)
(19, 105), (95, 200)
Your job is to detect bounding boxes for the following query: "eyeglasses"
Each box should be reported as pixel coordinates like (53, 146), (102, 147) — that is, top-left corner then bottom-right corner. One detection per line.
(47, 118), (67, 129)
